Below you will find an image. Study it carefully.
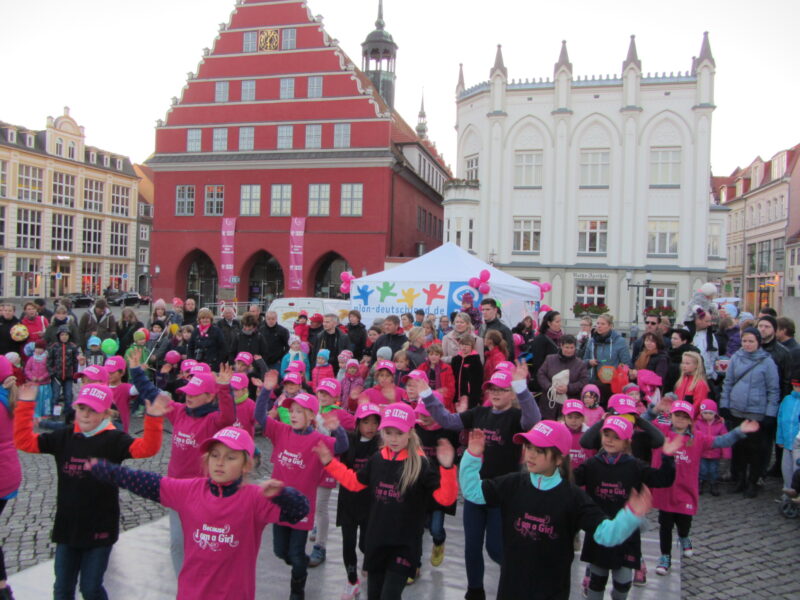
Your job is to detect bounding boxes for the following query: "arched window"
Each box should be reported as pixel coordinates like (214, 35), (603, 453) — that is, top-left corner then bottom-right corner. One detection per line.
(55, 138), (63, 156)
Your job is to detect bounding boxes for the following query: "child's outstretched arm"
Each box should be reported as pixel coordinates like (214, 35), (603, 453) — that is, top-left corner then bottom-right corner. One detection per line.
(579, 419), (603, 450)
(512, 361), (541, 430)
(212, 364), (236, 428)
(431, 438), (458, 506)
(253, 371), (279, 429)
(711, 420), (757, 448)
(590, 485), (652, 547)
(313, 441), (368, 492)
(322, 413), (350, 455)
(641, 436), (680, 488)
(13, 384), (45, 453)
(458, 430), (489, 505)
(258, 480), (310, 525)
(90, 459), (163, 502)
(417, 383), (465, 431)
(127, 395), (171, 459)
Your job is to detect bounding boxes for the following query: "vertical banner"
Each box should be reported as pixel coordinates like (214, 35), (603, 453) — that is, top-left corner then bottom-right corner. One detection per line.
(220, 217), (237, 289)
(289, 217), (306, 290)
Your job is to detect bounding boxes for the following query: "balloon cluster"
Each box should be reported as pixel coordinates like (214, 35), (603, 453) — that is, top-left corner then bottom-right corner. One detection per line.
(468, 269), (492, 295)
(531, 281), (553, 313)
(339, 271), (355, 295)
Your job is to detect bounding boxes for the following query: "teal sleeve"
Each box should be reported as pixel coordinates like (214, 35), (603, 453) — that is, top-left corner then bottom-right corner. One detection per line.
(592, 506), (641, 546)
(458, 451), (486, 505)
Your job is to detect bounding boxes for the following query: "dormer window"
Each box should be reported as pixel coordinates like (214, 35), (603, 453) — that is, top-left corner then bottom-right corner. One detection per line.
(7, 130), (16, 143)
(68, 142), (76, 160)
(103, 155), (110, 168)
(751, 165), (761, 188)
(771, 152), (787, 180)
(736, 179), (743, 197)
(55, 138), (63, 156)
(25, 134), (34, 148)
(89, 151), (97, 164)
(720, 187), (727, 203)
(115, 159), (122, 170)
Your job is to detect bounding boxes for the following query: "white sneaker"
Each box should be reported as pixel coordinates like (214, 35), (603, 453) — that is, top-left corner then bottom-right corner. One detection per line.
(340, 580), (360, 600)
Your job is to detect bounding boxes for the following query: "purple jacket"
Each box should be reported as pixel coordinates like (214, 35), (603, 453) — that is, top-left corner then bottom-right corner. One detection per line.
(537, 352), (589, 398)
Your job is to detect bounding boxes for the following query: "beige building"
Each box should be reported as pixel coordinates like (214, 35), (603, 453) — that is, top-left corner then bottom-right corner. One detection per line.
(0, 108), (138, 299)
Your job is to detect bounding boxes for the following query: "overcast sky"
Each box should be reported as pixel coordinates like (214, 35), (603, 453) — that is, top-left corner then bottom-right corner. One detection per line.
(2, 0), (797, 176)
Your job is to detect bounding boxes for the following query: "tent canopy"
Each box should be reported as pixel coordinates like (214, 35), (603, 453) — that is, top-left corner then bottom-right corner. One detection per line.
(350, 243), (541, 326)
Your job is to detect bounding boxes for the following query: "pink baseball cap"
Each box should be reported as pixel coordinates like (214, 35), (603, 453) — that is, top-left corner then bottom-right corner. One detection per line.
(379, 402), (417, 433)
(608, 394), (639, 415)
(495, 361), (515, 374)
(406, 370), (429, 384)
(513, 420), (571, 455)
(670, 400), (695, 417)
(104, 356), (126, 373)
(602, 415), (634, 440)
(482, 370), (513, 390)
(283, 371), (303, 385)
(286, 360), (306, 374)
(375, 359), (396, 374)
(637, 369), (663, 388)
(79, 364), (110, 384)
(345, 359), (360, 369)
(178, 372), (217, 396)
(316, 377), (341, 398)
(698, 400), (718, 414)
(287, 393), (319, 416)
(235, 352), (254, 366)
(190, 363), (211, 374)
(199, 426), (255, 457)
(180, 359), (197, 372)
(414, 400), (441, 430)
(229, 373), (249, 391)
(165, 350), (182, 365)
(562, 399), (585, 416)
(355, 403), (382, 421)
(73, 384), (114, 413)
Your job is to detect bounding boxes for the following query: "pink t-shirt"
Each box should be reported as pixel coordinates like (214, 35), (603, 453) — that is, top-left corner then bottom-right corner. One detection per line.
(160, 477), (280, 600)
(265, 418), (333, 530)
(0, 400), (21, 498)
(583, 406), (605, 427)
(651, 423), (713, 515)
(233, 399), (257, 438)
(567, 427), (596, 470)
(110, 383), (136, 433)
(166, 386), (235, 478)
(363, 386), (408, 406)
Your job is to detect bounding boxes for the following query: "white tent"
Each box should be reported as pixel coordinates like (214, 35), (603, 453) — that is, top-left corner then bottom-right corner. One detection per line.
(350, 243), (541, 327)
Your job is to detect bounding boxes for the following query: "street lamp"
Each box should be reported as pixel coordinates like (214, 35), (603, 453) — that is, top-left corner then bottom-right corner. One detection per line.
(625, 270), (653, 327)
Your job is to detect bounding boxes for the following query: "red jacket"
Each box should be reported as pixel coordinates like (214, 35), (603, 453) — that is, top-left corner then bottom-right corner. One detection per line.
(419, 360), (456, 411)
(484, 346), (506, 380)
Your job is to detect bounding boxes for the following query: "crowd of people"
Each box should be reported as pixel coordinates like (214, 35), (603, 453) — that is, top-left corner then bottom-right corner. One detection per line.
(0, 286), (798, 600)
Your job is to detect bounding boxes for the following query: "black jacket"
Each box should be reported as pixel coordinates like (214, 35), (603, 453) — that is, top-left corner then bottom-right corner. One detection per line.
(346, 322), (368, 360)
(762, 337), (792, 397)
(528, 334), (560, 392)
(188, 324), (227, 371)
(260, 322), (289, 366)
(481, 318), (515, 361)
(370, 332), (408, 361)
(312, 328), (351, 373)
(0, 315), (21, 355)
(216, 318), (241, 360)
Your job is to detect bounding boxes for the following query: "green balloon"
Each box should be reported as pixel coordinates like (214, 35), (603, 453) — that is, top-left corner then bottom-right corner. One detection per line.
(101, 338), (119, 356)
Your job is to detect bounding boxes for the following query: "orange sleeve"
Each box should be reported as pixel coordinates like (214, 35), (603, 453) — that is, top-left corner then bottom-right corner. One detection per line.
(13, 401), (40, 454)
(324, 457), (367, 492)
(432, 465), (458, 506)
(128, 414), (164, 459)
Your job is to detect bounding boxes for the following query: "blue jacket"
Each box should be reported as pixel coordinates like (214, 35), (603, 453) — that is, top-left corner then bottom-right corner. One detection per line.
(720, 348), (780, 419)
(777, 391), (800, 447)
(582, 330), (631, 381)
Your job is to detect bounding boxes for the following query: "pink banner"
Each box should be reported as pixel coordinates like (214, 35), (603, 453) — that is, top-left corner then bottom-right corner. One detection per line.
(289, 217), (306, 290)
(220, 217), (237, 289)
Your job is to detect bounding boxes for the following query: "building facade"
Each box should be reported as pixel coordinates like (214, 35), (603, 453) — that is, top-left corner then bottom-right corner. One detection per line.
(134, 164), (154, 297)
(0, 108), (138, 299)
(716, 145), (799, 314)
(147, 0), (448, 308)
(444, 35), (726, 329)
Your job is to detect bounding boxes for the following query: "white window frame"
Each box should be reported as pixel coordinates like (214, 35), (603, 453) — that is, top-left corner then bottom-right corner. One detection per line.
(240, 184), (261, 217)
(68, 141), (76, 159)
(333, 123), (350, 148)
(0, 205), (5, 247)
(6, 130), (15, 144)
(579, 150), (610, 187)
(187, 129), (202, 152)
(280, 78), (295, 100)
(308, 76), (323, 98)
(270, 184), (292, 216)
(281, 28), (296, 50)
(17, 164), (43, 202)
(650, 147), (681, 187)
(111, 185), (130, 216)
(52, 172), (76, 208)
(16, 208), (42, 250)
(212, 128), (228, 152)
(465, 154), (479, 181)
(89, 151), (97, 164)
(115, 158), (122, 170)
(647, 220), (679, 256)
(308, 184), (330, 216)
(109, 263), (128, 290)
(238, 126), (255, 151)
(51, 213), (74, 253)
(204, 185), (224, 216)
(513, 152), (543, 187)
(139, 224), (150, 241)
(707, 223), (723, 258)
(175, 185), (195, 216)
(578, 219), (608, 254)
(103, 155), (110, 168)
(512, 218), (541, 252)
(340, 183), (363, 217)
(215, 81), (229, 102)
(305, 124), (322, 149)
(138, 247), (149, 266)
(644, 285), (677, 310)
(83, 179), (104, 212)
(243, 31), (257, 52)
(25, 134), (34, 148)
(575, 283), (607, 306)
(241, 79), (256, 102)
(277, 125), (293, 149)
(109, 221), (128, 258)
(55, 138), (63, 156)
(0, 160), (7, 197)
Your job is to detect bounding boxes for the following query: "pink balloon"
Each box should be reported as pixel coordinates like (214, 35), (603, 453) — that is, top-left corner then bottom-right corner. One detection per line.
(340, 272), (349, 282)
(344, 272), (355, 282)
(531, 281), (542, 288)
(479, 282), (491, 294)
(540, 304), (552, 313)
(165, 350), (181, 365)
(340, 283), (350, 294)
(469, 277), (481, 288)
(540, 282), (553, 293)
(479, 269), (491, 282)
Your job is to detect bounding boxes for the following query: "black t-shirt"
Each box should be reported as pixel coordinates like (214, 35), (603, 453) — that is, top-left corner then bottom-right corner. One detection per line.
(460, 406), (524, 480)
(37, 427), (136, 547)
(482, 473), (609, 600)
(336, 433), (380, 527)
(416, 425), (460, 514)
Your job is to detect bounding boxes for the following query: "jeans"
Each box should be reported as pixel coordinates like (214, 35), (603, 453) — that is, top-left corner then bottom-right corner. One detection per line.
(699, 458), (720, 483)
(463, 500), (503, 590)
(53, 544), (113, 600)
(658, 510), (692, 556)
(781, 437), (800, 490)
(168, 509), (184, 575)
(426, 510), (446, 546)
(273, 524), (309, 580)
(314, 487), (332, 548)
(52, 378), (74, 422)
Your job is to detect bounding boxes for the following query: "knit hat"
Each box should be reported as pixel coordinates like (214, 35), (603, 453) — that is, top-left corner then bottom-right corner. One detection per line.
(23, 342), (35, 357)
(87, 336), (102, 349)
(172, 297), (184, 308)
(699, 283), (718, 296)
(741, 326), (762, 345)
(57, 325), (71, 337)
(622, 383), (640, 395)
(462, 292), (474, 303)
(338, 350), (353, 361)
(757, 315), (778, 332)
(310, 313), (324, 324)
(513, 420), (571, 455)
(379, 403), (416, 433)
(133, 328), (149, 343)
(345, 359), (360, 369)
(0, 356), (12, 383)
(35, 339), (48, 350)
(721, 303), (739, 319)
(200, 427), (255, 458)
(153, 298), (167, 310)
(3, 352), (20, 368)
(739, 311), (755, 322)
(288, 335), (301, 347)
(581, 384), (600, 398)
(376, 346), (393, 360)
(602, 415), (634, 441)
(74, 384), (114, 413)
(317, 349), (330, 361)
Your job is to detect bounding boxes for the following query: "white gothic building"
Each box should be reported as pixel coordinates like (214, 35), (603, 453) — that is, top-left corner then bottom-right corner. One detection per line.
(444, 34), (727, 329)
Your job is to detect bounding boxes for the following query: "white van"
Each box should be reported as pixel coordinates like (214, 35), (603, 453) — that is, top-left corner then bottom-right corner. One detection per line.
(267, 297), (352, 330)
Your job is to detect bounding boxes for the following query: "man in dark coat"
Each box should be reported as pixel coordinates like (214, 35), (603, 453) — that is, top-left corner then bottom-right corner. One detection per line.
(312, 314), (351, 374)
(260, 310), (289, 371)
(370, 315), (407, 361)
(479, 298), (515, 360)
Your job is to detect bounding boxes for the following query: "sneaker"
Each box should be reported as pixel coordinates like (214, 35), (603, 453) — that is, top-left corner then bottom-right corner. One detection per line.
(679, 537), (693, 557)
(340, 580), (360, 600)
(581, 575), (590, 597)
(655, 554), (671, 576)
(308, 544), (326, 567)
(430, 543), (445, 567)
(309, 526), (317, 543)
(406, 568), (420, 585)
(633, 559), (647, 586)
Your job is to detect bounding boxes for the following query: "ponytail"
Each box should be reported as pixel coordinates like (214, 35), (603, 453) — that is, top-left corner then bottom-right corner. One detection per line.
(398, 430), (424, 497)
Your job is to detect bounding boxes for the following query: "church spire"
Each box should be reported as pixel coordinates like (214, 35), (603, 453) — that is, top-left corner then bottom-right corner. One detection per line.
(490, 44), (507, 79)
(697, 31), (715, 67)
(622, 35), (641, 72)
(416, 93), (428, 139)
(376, 0), (385, 30)
(456, 63), (465, 95)
(554, 40), (572, 75)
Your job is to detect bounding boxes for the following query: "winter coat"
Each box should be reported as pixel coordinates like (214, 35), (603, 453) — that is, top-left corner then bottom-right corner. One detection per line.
(78, 307), (116, 343)
(761, 338), (793, 397)
(582, 330), (631, 382)
(0, 388), (21, 499)
(484, 346), (507, 381)
(633, 351), (668, 384)
(405, 344), (427, 370)
(480, 318), (515, 361)
(537, 352), (589, 398)
(776, 391), (800, 448)
(720, 348), (780, 420)
(116, 319), (144, 358)
(24, 354), (51, 384)
(418, 360), (456, 411)
(216, 318), (241, 361)
(188, 324), (227, 371)
(370, 332), (408, 362)
(694, 416), (732, 460)
(46, 341), (81, 381)
(44, 316), (81, 347)
(441, 329), (484, 365)
(528, 333), (561, 393)
(345, 322), (368, 360)
(280, 351), (311, 380)
(665, 343), (700, 392)
(452, 352), (484, 409)
(20, 314), (49, 345)
(311, 328), (351, 374)
(260, 322), (290, 366)
(673, 377), (710, 410)
(341, 374), (365, 413)
(511, 323), (536, 354)
(0, 315), (22, 355)
(722, 326), (742, 357)
(230, 329), (269, 365)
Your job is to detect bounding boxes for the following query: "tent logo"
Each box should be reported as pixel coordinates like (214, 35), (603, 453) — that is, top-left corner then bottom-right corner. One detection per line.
(448, 283), (483, 313)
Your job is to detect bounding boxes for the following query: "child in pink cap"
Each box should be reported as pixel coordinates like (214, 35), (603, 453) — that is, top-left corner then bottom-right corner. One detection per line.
(340, 358), (365, 413)
(644, 397), (759, 576)
(417, 343), (456, 412)
(313, 402), (457, 599)
(575, 416), (680, 598)
(14, 382), (168, 599)
(360, 360), (409, 406)
(580, 384), (605, 427)
(230, 373), (257, 438)
(89, 426), (310, 600)
(460, 420), (654, 600)
(104, 355), (138, 433)
(693, 399), (730, 497)
(254, 391), (344, 598)
(561, 399), (596, 470)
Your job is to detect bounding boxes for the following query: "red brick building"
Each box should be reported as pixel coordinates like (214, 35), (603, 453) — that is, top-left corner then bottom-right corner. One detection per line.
(147, 0), (448, 306)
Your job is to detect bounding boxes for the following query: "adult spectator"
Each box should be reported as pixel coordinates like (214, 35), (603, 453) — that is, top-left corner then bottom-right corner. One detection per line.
(370, 315), (408, 361)
(479, 298), (514, 360)
(658, 316), (673, 347)
(149, 299), (180, 329)
(307, 313), (324, 348)
(181, 297), (198, 327)
(79, 298), (116, 344)
(33, 298), (53, 321)
(57, 297), (79, 324)
(230, 312), (268, 374)
(116, 308), (144, 357)
(312, 314), (351, 373)
(536, 334), (588, 419)
(757, 316), (791, 397)
(400, 312), (414, 333)
(44, 306), (81, 347)
(631, 316), (661, 364)
(511, 315), (536, 355)
(717, 316), (741, 357)
(261, 310), (289, 372)
(188, 307), (226, 371)
(629, 332), (668, 385)
(20, 302), (49, 347)
(776, 316), (800, 367)
(720, 327), (780, 498)
(582, 313), (631, 403)
(217, 306), (241, 360)
(0, 304), (21, 356)
(665, 328), (700, 392)
(528, 311), (564, 394)
(441, 312), (484, 364)
(365, 325), (382, 357)
(345, 310), (368, 360)
(436, 315), (452, 340)
(684, 308), (723, 392)
(758, 306), (778, 318)
(248, 303), (266, 326)
(576, 315), (593, 358)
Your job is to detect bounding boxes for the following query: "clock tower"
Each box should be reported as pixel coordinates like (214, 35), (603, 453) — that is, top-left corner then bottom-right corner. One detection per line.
(362, 0), (397, 109)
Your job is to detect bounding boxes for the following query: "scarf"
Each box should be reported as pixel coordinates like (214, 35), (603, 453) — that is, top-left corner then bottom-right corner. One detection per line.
(427, 363), (442, 390)
(545, 328), (563, 343)
(635, 348), (656, 371)
(197, 323), (211, 337)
